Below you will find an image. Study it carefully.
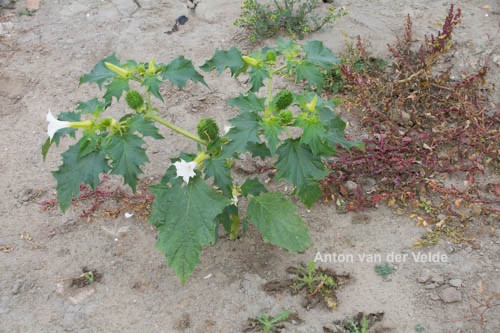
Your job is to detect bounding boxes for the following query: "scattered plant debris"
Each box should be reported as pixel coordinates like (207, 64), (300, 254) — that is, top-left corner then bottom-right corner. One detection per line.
(38, 175), (154, 219)
(375, 262), (395, 279)
(0, 244), (13, 253)
(67, 267), (103, 288)
(234, 0), (347, 42)
(322, 5), (498, 244)
(166, 15), (189, 35)
(323, 312), (384, 333)
(244, 310), (302, 332)
(414, 324), (425, 332)
(459, 279), (500, 328)
(263, 262), (350, 310)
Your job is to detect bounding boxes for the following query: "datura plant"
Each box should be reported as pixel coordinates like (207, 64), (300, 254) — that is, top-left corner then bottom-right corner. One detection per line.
(42, 40), (362, 283)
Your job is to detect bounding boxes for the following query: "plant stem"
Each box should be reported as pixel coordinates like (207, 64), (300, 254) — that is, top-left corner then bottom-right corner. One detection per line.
(271, 64), (287, 75)
(265, 76), (274, 117)
(145, 113), (207, 145)
(145, 91), (152, 109)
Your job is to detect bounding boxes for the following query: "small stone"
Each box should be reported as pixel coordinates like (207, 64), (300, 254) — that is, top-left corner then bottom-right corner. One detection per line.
(430, 294), (440, 301)
(11, 280), (23, 295)
(448, 279), (462, 288)
(417, 269), (432, 283)
(431, 275), (445, 285)
(345, 180), (358, 193)
(424, 283), (438, 289)
(439, 287), (462, 303)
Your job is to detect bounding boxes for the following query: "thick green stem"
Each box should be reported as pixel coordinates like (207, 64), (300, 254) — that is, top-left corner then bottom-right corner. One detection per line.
(146, 113), (208, 145)
(265, 76), (273, 117)
(229, 213), (241, 241)
(271, 64), (287, 75)
(145, 91), (152, 109)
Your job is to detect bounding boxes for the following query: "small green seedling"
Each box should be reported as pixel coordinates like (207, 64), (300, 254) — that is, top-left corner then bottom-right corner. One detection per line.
(83, 271), (95, 284)
(375, 263), (395, 279)
(344, 315), (368, 333)
(291, 261), (338, 309)
(257, 310), (291, 332)
(415, 324), (425, 332)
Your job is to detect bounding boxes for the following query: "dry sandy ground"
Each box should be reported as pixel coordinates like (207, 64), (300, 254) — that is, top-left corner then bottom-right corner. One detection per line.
(0, 0), (499, 332)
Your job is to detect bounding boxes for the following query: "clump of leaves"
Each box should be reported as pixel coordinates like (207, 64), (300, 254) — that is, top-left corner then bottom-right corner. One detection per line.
(375, 262), (395, 279)
(322, 5), (498, 239)
(42, 41), (358, 283)
(234, 0), (347, 42)
(290, 262), (339, 310)
(325, 312), (384, 333)
(244, 310), (301, 332)
(262, 263), (349, 310)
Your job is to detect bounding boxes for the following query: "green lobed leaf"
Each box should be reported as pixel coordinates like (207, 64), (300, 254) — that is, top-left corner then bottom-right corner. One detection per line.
(296, 179), (323, 209)
(247, 192), (311, 252)
(79, 54), (120, 88)
(149, 176), (231, 283)
(104, 132), (149, 191)
(126, 114), (164, 139)
(248, 66), (270, 92)
(76, 98), (108, 116)
(325, 116), (364, 151)
(200, 47), (246, 76)
(142, 74), (163, 101)
(241, 178), (268, 197)
(275, 139), (327, 189)
(162, 56), (208, 89)
(297, 116), (333, 156)
(103, 77), (129, 103)
(78, 132), (101, 158)
(247, 142), (271, 160)
(203, 157), (232, 196)
(52, 141), (110, 211)
(227, 92), (266, 113)
(222, 111), (261, 157)
(295, 61), (324, 92)
(262, 117), (282, 155)
(303, 40), (339, 69)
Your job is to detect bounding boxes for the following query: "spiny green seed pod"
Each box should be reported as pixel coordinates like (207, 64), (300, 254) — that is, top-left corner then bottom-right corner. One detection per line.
(274, 90), (293, 111)
(279, 110), (293, 125)
(197, 118), (219, 142)
(125, 90), (144, 110)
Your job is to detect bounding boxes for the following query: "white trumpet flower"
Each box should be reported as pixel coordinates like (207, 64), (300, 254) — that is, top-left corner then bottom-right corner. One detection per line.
(46, 110), (70, 140)
(173, 159), (197, 184)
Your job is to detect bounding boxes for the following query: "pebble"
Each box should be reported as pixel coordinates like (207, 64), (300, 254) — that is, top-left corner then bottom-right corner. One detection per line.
(345, 180), (358, 192)
(432, 275), (444, 285)
(417, 269), (432, 283)
(11, 280), (23, 295)
(448, 279), (462, 288)
(439, 287), (462, 303)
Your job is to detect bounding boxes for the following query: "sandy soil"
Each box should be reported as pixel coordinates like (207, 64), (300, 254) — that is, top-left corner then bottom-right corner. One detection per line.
(0, 0), (499, 332)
